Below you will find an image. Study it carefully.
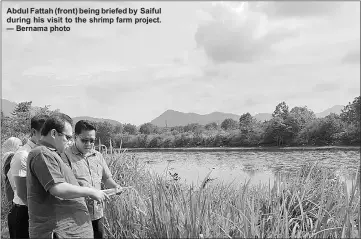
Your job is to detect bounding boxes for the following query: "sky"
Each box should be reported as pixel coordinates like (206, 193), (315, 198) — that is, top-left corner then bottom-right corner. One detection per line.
(2, 1), (360, 125)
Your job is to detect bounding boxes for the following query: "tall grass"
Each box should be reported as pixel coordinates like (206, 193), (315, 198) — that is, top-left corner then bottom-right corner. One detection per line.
(1, 151), (358, 238)
(103, 152), (360, 238)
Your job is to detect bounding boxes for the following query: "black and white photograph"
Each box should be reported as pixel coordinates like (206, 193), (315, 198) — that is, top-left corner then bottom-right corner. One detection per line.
(1, 1), (360, 238)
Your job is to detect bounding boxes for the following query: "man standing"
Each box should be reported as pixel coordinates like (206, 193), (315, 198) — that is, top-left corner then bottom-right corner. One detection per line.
(26, 113), (110, 238)
(62, 120), (121, 239)
(10, 114), (48, 238)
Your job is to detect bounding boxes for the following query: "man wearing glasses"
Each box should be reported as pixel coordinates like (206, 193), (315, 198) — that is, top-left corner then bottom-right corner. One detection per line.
(26, 113), (110, 238)
(61, 120), (121, 239)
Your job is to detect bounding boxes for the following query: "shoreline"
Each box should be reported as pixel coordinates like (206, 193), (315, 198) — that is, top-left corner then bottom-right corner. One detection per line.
(114, 145), (360, 153)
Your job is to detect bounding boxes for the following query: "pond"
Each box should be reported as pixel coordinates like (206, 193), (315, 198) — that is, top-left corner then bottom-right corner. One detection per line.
(129, 148), (360, 191)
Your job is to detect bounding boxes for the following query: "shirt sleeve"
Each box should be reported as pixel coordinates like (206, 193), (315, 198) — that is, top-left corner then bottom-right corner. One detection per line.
(10, 151), (28, 177)
(100, 154), (112, 182)
(30, 151), (66, 192)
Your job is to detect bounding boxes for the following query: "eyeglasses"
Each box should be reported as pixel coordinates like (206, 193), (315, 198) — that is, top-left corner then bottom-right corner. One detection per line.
(56, 131), (73, 141)
(78, 137), (95, 144)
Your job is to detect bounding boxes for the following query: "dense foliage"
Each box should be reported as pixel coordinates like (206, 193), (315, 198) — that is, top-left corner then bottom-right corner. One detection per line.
(110, 96), (360, 148)
(1, 96), (359, 148)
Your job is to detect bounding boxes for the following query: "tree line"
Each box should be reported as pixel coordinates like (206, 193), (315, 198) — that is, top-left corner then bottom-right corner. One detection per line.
(1, 96), (359, 148)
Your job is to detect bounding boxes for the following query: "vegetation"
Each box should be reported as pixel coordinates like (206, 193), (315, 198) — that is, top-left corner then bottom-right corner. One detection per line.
(2, 150), (359, 238)
(109, 96), (360, 148)
(1, 97), (359, 238)
(101, 152), (360, 238)
(1, 96), (359, 148)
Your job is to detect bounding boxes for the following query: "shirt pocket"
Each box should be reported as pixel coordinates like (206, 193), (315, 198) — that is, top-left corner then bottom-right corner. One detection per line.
(72, 162), (90, 186)
(90, 163), (102, 185)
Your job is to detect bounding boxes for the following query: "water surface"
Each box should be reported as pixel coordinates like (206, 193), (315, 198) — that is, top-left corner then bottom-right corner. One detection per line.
(130, 149), (360, 191)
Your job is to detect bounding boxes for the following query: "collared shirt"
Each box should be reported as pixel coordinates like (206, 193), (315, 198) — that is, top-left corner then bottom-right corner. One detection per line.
(27, 139), (93, 239)
(61, 144), (112, 221)
(10, 139), (37, 205)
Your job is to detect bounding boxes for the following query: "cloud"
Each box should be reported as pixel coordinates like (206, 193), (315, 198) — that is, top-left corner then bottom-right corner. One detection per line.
(203, 67), (220, 78)
(243, 98), (263, 107)
(250, 2), (341, 18)
(194, 3), (298, 64)
(342, 50), (360, 64)
(312, 82), (340, 93)
(48, 84), (80, 88)
(154, 64), (202, 80)
(82, 65), (195, 106)
(348, 87), (360, 96)
(2, 1), (359, 125)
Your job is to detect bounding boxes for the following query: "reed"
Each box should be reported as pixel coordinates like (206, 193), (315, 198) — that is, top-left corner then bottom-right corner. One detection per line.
(1, 150), (358, 238)
(103, 152), (360, 238)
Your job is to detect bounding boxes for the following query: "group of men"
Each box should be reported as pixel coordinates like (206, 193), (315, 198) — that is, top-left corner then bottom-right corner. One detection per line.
(7, 112), (122, 239)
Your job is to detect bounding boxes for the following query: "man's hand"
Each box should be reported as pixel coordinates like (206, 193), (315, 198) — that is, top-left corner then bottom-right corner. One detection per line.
(88, 188), (110, 204)
(102, 185), (126, 196)
(115, 185), (124, 195)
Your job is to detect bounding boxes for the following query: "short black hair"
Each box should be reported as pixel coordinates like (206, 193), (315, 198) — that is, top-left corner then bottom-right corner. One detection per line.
(41, 113), (73, 136)
(75, 120), (97, 135)
(31, 114), (49, 131)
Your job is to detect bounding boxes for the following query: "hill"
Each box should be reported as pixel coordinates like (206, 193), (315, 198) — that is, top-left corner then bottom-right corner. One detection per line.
(150, 110), (240, 127)
(315, 105), (344, 118)
(72, 116), (122, 126)
(1, 99), (17, 116)
(1, 99), (122, 126)
(1, 99), (54, 116)
(150, 110), (273, 127)
(254, 113), (272, 122)
(1, 98), (346, 127)
(150, 105), (346, 127)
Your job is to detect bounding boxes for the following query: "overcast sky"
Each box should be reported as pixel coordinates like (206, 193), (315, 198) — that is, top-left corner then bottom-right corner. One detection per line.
(2, 1), (360, 125)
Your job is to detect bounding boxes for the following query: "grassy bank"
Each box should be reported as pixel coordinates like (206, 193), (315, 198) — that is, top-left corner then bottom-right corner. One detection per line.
(103, 152), (360, 238)
(1, 152), (359, 238)
(120, 145), (361, 153)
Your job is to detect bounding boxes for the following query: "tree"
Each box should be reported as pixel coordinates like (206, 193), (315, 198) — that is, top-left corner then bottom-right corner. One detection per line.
(95, 121), (114, 147)
(1, 112), (13, 143)
(283, 115), (301, 143)
(298, 114), (344, 145)
(33, 105), (60, 116)
(10, 101), (33, 137)
(221, 118), (238, 130)
(113, 123), (123, 134)
(11, 101), (32, 117)
(263, 117), (293, 146)
(239, 113), (255, 133)
(341, 96), (360, 126)
(272, 101), (290, 120)
(289, 106), (316, 129)
(139, 123), (158, 135)
(323, 113), (345, 144)
(339, 96), (360, 145)
(183, 123), (202, 133)
(123, 123), (137, 135)
(205, 122), (218, 130)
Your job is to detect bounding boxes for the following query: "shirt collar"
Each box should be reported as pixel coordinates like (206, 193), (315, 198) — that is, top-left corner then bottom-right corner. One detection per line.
(70, 143), (96, 157)
(27, 139), (37, 149)
(38, 139), (57, 151)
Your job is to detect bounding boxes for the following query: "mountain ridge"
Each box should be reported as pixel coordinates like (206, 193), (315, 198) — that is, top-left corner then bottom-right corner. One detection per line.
(72, 116), (121, 126)
(1, 98), (345, 127)
(150, 106), (345, 127)
(1, 99), (122, 126)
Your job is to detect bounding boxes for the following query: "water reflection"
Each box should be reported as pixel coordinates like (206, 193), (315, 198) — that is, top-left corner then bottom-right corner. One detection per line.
(136, 150), (360, 189)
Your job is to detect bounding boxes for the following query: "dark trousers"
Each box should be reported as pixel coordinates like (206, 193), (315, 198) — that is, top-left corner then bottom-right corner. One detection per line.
(92, 217), (105, 239)
(7, 203), (29, 239)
